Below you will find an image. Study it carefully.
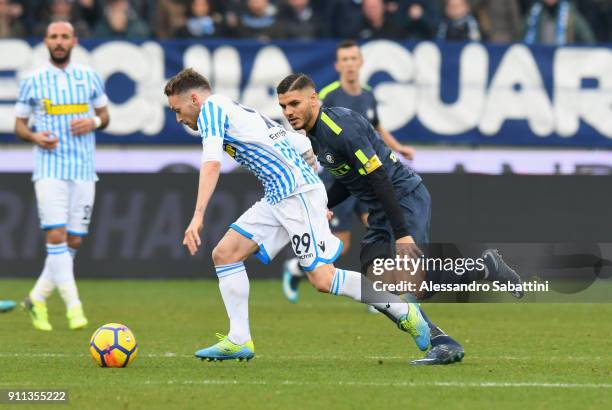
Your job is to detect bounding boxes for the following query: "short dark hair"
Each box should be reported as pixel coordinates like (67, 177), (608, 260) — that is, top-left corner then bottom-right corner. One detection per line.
(276, 73), (316, 95)
(164, 68), (211, 96)
(336, 39), (359, 52)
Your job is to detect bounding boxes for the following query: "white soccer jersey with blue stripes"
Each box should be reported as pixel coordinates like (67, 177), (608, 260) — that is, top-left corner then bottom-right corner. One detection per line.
(15, 62), (108, 181)
(198, 94), (321, 204)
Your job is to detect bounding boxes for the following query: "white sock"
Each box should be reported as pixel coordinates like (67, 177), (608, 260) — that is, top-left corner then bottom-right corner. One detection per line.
(30, 254), (55, 303)
(48, 242), (81, 309)
(285, 257), (304, 278)
(330, 268), (408, 320)
(216, 262), (251, 345)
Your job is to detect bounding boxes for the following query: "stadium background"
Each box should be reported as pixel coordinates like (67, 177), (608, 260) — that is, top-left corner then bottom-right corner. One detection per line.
(1, 0), (612, 278)
(1, 3), (612, 410)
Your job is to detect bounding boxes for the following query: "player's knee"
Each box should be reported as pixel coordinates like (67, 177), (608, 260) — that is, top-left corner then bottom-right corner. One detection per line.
(211, 244), (237, 265)
(67, 235), (82, 249)
(46, 228), (66, 244)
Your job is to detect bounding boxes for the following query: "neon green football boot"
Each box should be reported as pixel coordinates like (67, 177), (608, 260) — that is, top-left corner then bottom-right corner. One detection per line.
(22, 296), (53, 331)
(398, 303), (430, 351)
(195, 333), (255, 361)
(67, 305), (88, 330)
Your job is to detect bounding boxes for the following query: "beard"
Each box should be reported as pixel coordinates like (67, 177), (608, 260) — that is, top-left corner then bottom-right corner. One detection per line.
(292, 108), (312, 131)
(49, 47), (72, 65)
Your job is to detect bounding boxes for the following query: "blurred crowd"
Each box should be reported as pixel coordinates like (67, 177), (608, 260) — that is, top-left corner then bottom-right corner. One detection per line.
(0, 0), (610, 44)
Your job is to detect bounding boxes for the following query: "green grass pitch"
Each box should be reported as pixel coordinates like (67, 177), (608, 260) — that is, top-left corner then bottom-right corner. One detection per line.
(1, 279), (611, 409)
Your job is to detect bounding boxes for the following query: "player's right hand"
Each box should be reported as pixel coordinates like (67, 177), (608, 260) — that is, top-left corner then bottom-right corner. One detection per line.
(183, 216), (203, 256)
(32, 131), (59, 150)
(396, 236), (425, 278)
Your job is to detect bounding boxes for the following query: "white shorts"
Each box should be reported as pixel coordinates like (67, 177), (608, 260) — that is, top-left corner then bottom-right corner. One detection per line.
(34, 178), (96, 236)
(230, 187), (343, 271)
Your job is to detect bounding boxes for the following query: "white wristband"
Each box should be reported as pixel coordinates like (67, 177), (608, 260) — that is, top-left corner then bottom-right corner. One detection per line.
(92, 116), (102, 129)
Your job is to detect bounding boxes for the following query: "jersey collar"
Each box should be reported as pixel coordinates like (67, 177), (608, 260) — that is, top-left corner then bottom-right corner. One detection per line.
(308, 106), (324, 138)
(45, 60), (75, 74)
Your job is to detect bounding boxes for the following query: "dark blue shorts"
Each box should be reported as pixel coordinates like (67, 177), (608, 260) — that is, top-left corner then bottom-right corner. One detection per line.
(360, 182), (431, 271)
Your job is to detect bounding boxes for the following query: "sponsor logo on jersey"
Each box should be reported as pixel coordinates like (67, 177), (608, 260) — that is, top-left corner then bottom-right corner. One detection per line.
(268, 128), (286, 140)
(42, 98), (89, 115)
(327, 163), (351, 177)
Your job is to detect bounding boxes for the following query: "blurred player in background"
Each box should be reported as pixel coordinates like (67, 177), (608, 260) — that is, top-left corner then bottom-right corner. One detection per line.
(14, 21), (110, 331)
(282, 40), (416, 304)
(164, 68), (431, 362)
(0, 300), (17, 313)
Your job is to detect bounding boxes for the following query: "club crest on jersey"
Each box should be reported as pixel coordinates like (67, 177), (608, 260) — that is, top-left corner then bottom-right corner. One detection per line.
(325, 153), (335, 164)
(367, 109), (374, 120)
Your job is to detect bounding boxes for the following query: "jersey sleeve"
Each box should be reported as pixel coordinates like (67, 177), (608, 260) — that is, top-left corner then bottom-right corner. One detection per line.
(14, 77), (33, 118)
(285, 130), (312, 155)
(199, 99), (228, 164)
(90, 71), (109, 108)
(335, 114), (383, 176)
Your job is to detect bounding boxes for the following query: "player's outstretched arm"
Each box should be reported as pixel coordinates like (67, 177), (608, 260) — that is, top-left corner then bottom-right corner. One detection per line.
(14, 117), (59, 150)
(376, 124), (415, 160)
(183, 160), (221, 256)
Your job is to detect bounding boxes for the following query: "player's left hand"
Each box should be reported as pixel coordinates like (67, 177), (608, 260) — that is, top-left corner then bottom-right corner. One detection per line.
(70, 118), (96, 136)
(397, 145), (415, 160)
(183, 216), (204, 256)
(326, 209), (334, 221)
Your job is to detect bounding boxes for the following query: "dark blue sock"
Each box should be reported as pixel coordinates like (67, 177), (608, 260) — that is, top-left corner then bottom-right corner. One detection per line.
(418, 306), (462, 348)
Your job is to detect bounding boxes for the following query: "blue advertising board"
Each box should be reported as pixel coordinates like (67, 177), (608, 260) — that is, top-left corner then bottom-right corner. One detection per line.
(0, 39), (611, 147)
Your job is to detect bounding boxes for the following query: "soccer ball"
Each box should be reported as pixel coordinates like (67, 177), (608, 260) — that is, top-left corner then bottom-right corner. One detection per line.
(89, 323), (138, 368)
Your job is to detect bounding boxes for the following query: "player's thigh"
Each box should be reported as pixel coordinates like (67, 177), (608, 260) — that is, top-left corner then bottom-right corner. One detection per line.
(34, 178), (70, 230)
(67, 180), (95, 236)
(360, 240), (427, 299)
(229, 199), (290, 265)
(274, 188), (342, 272)
(213, 228), (260, 265)
(399, 183), (431, 245)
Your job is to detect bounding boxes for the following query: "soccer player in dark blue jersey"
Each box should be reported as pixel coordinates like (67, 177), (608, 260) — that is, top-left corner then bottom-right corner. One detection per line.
(281, 40), (416, 304)
(277, 73), (524, 364)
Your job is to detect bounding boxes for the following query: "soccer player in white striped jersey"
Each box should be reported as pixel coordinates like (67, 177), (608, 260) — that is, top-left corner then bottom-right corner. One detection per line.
(14, 22), (110, 331)
(164, 68), (430, 362)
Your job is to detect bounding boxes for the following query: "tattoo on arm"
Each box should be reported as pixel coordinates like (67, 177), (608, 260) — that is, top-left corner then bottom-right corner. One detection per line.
(301, 149), (317, 171)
